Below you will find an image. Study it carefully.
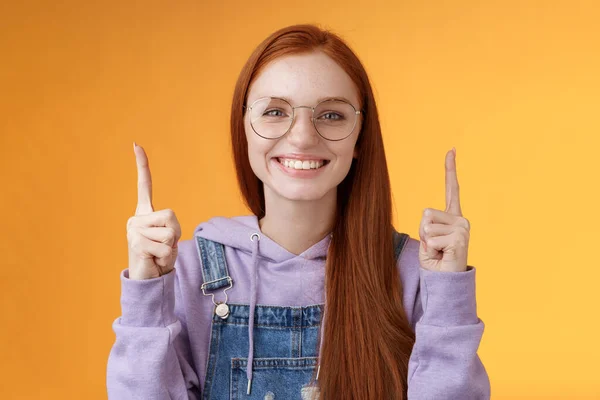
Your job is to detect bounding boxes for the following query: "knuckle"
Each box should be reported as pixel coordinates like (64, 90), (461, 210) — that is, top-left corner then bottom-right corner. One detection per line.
(127, 229), (134, 243)
(161, 246), (172, 258)
(127, 227), (138, 243)
(130, 238), (142, 253)
(457, 226), (469, 238)
(460, 217), (470, 230)
(454, 231), (468, 246)
(166, 227), (176, 241)
(135, 252), (149, 262)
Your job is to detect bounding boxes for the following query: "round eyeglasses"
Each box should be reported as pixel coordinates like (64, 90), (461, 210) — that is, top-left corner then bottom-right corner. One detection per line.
(244, 97), (362, 141)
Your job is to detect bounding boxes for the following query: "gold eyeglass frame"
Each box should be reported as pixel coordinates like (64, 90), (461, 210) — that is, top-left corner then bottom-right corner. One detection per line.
(243, 96), (363, 142)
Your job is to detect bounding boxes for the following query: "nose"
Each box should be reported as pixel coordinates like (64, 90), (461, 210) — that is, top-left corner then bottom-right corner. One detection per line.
(286, 107), (320, 148)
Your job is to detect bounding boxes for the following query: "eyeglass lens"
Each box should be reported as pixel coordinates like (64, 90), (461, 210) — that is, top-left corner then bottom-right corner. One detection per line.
(249, 97), (357, 140)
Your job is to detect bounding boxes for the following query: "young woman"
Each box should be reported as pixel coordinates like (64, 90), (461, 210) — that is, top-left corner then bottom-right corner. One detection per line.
(107, 24), (491, 399)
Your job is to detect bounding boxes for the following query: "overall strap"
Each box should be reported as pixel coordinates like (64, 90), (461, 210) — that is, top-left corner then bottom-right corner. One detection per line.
(195, 236), (232, 291)
(393, 230), (410, 261)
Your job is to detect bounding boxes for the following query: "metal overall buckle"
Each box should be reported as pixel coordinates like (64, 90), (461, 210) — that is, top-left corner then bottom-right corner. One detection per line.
(200, 276), (233, 319)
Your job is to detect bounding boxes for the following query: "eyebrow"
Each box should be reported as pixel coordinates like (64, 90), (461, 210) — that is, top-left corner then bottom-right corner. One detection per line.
(318, 96), (354, 104)
(260, 95), (357, 105)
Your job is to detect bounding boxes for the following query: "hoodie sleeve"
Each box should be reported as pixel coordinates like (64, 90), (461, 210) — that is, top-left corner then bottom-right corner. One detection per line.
(407, 266), (491, 400)
(106, 267), (201, 400)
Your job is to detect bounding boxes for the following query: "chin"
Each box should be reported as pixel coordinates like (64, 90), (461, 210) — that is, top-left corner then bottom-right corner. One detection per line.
(267, 182), (334, 203)
(278, 188), (329, 202)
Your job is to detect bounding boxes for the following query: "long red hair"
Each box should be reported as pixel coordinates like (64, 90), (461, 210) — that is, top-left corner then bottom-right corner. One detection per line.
(230, 24), (415, 399)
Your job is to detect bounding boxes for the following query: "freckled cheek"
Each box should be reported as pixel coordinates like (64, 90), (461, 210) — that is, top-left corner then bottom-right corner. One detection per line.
(328, 140), (358, 165)
(245, 131), (277, 170)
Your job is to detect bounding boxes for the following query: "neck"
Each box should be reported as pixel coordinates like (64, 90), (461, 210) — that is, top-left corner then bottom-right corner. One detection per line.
(259, 188), (336, 255)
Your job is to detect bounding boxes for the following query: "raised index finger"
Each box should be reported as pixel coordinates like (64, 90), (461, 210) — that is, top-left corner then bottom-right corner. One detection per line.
(134, 142), (154, 215)
(445, 147), (462, 216)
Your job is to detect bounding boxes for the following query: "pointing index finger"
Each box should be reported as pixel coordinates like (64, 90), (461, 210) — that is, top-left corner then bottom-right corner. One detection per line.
(445, 147), (462, 216)
(134, 142), (154, 215)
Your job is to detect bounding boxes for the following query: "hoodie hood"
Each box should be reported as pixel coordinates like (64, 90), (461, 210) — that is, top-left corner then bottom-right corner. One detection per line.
(193, 215), (332, 262)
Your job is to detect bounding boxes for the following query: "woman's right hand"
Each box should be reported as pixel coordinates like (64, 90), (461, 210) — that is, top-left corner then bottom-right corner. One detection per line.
(126, 143), (181, 280)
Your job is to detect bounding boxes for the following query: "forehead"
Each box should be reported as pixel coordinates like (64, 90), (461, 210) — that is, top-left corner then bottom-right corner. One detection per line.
(247, 51), (361, 107)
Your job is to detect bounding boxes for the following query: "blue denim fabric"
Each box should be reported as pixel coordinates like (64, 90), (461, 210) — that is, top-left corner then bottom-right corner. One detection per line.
(203, 303), (322, 399)
(199, 231), (409, 399)
(197, 237), (232, 291)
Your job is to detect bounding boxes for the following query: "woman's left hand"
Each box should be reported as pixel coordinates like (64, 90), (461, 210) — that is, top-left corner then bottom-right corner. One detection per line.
(418, 148), (470, 273)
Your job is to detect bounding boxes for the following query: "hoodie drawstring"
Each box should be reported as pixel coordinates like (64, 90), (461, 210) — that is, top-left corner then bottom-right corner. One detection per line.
(316, 232), (332, 382)
(247, 232), (260, 395)
(316, 302), (326, 380)
(315, 273), (328, 383)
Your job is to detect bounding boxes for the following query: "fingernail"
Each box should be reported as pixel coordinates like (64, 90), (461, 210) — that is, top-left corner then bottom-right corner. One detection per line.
(452, 147), (456, 156)
(133, 141), (137, 149)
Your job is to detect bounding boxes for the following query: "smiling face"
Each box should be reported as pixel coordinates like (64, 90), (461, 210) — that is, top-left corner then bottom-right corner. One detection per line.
(244, 51), (362, 203)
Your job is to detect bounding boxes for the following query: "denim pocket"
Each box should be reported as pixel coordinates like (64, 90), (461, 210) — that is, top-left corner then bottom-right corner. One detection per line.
(230, 357), (318, 399)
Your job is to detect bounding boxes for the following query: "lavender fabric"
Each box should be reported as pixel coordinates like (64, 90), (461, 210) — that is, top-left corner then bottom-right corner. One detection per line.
(107, 215), (491, 399)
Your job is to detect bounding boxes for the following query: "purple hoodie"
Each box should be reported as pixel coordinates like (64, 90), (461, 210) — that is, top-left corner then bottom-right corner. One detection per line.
(107, 215), (490, 399)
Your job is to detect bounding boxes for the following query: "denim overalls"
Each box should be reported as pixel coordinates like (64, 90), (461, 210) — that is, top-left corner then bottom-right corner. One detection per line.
(196, 230), (409, 400)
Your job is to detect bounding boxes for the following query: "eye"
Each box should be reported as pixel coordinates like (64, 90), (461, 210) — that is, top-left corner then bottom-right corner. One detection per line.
(263, 109), (287, 117)
(318, 112), (345, 121)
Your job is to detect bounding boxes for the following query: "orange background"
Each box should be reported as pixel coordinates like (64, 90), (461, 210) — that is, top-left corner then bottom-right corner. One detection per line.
(1, 1), (599, 399)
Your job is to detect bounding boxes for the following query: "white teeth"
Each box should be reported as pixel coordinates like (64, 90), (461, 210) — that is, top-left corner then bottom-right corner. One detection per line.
(278, 158), (327, 170)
